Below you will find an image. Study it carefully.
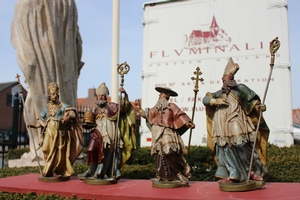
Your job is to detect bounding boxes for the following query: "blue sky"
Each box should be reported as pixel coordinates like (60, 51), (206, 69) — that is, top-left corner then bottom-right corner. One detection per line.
(0, 0), (299, 108)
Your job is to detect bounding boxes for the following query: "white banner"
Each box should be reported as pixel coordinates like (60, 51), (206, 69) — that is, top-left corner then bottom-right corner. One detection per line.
(141, 0), (293, 147)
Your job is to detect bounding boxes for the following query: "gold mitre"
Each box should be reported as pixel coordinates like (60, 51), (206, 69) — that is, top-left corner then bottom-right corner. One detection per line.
(223, 57), (239, 77)
(83, 110), (95, 123)
(47, 82), (59, 94)
(96, 82), (109, 96)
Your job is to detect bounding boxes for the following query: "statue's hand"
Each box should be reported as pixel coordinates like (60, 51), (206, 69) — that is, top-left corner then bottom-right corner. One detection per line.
(102, 135), (110, 144)
(134, 99), (141, 111)
(119, 87), (126, 94)
(186, 122), (195, 129)
(255, 104), (267, 113)
(61, 112), (70, 124)
(209, 98), (229, 106)
(39, 138), (43, 146)
(27, 124), (40, 129)
(134, 99), (146, 118)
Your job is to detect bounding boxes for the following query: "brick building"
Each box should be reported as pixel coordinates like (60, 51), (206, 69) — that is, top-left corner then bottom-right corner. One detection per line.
(293, 108), (300, 144)
(0, 81), (27, 144)
(292, 108), (300, 125)
(77, 88), (103, 111)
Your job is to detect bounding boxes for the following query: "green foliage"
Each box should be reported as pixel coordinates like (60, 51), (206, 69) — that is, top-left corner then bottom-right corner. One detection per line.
(125, 147), (155, 165)
(0, 166), (40, 178)
(2, 144), (300, 199)
(0, 192), (82, 200)
(73, 163), (88, 176)
(120, 146), (217, 181)
(6, 144), (300, 182)
(265, 144), (300, 182)
(121, 164), (156, 179)
(188, 146), (217, 181)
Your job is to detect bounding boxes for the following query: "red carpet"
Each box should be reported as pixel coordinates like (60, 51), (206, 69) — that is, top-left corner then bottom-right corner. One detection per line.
(0, 174), (299, 200)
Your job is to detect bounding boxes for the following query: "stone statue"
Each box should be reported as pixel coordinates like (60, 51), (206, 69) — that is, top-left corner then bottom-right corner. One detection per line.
(203, 57), (269, 190)
(28, 83), (83, 181)
(134, 87), (195, 188)
(11, 0), (84, 161)
(78, 83), (136, 185)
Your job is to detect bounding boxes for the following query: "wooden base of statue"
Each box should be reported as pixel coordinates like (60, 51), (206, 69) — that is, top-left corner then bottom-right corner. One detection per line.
(151, 178), (188, 188)
(38, 175), (70, 182)
(84, 177), (117, 185)
(219, 180), (265, 192)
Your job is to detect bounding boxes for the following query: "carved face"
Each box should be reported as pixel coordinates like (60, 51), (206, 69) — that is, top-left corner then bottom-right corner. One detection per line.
(95, 93), (107, 108)
(49, 92), (59, 103)
(97, 94), (107, 101)
(222, 74), (233, 83)
(159, 92), (169, 100)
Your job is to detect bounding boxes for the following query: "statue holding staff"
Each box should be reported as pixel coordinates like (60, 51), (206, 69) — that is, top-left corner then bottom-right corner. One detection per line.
(28, 82), (83, 182)
(187, 67), (204, 158)
(203, 38), (279, 191)
(78, 62), (136, 185)
(203, 57), (270, 191)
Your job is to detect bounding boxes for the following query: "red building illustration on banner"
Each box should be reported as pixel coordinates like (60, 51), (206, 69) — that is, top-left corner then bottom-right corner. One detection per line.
(185, 16), (231, 47)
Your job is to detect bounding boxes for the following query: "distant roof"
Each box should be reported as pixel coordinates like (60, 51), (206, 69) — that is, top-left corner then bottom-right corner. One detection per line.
(0, 81), (18, 92)
(191, 30), (203, 37)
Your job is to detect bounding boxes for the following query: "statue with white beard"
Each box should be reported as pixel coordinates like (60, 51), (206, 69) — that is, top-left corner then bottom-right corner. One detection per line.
(134, 87), (195, 188)
(78, 82), (136, 185)
(203, 57), (269, 190)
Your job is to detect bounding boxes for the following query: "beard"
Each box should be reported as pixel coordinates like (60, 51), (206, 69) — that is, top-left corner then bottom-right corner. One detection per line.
(222, 79), (238, 95)
(95, 100), (107, 108)
(155, 97), (170, 112)
(49, 97), (59, 104)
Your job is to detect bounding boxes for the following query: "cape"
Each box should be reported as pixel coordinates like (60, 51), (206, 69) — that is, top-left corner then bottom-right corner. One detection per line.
(205, 84), (269, 167)
(148, 102), (192, 136)
(94, 101), (136, 169)
(38, 102), (83, 165)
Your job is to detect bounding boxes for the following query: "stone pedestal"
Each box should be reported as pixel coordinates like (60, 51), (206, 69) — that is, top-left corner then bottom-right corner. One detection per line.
(8, 152), (45, 168)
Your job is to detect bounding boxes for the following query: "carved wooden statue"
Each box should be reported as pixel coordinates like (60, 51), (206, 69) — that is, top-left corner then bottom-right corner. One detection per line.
(28, 83), (83, 182)
(11, 0), (84, 161)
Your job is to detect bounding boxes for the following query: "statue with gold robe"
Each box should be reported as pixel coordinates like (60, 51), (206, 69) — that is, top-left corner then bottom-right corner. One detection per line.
(28, 83), (83, 179)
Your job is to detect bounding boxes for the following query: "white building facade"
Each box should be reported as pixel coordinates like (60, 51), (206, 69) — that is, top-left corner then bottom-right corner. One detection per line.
(140, 0), (293, 147)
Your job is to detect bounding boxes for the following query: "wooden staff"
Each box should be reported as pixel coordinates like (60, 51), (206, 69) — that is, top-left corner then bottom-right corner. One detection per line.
(16, 74), (42, 175)
(187, 67), (204, 158)
(111, 62), (130, 178)
(247, 37), (280, 182)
